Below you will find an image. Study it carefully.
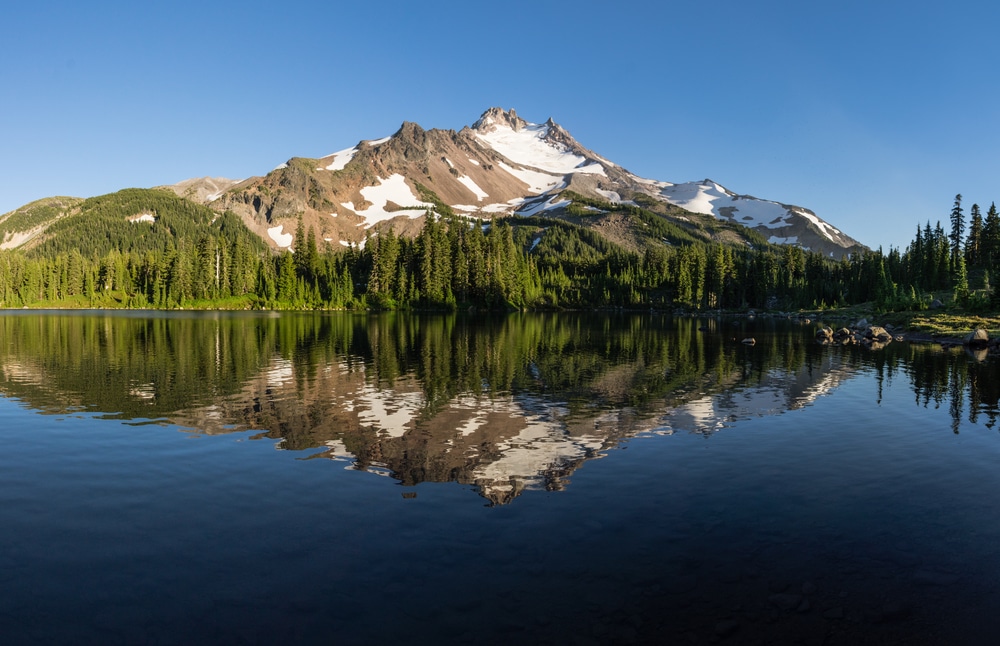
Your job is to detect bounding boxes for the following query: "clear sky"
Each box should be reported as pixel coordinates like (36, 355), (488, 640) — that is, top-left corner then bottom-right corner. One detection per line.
(2, 0), (997, 251)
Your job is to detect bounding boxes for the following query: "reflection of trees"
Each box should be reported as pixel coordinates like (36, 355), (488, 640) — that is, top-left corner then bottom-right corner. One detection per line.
(902, 344), (1000, 431)
(3, 311), (998, 501)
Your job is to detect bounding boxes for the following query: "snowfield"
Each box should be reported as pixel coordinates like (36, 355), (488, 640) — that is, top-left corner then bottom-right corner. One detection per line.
(596, 188), (623, 203)
(794, 209), (842, 242)
(323, 146), (358, 171)
(497, 161), (563, 194)
(475, 119), (606, 177)
(660, 181), (799, 231)
(456, 175), (489, 201)
(518, 197), (571, 216)
(341, 174), (433, 228)
(268, 225), (293, 248)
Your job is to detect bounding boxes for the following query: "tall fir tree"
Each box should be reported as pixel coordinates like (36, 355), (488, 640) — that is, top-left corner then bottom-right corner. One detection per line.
(966, 203), (983, 268)
(984, 202), (1000, 267)
(949, 194), (964, 270)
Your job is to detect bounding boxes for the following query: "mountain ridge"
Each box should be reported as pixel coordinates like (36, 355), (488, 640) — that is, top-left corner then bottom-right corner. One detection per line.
(0, 107), (865, 259)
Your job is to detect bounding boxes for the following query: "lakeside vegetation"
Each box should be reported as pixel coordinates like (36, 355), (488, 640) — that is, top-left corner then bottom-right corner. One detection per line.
(0, 189), (996, 337)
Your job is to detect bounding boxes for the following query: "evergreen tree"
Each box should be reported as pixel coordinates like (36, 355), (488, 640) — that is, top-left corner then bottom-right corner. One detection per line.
(954, 252), (969, 305)
(966, 203), (983, 268)
(949, 194), (964, 270)
(984, 203), (1000, 267)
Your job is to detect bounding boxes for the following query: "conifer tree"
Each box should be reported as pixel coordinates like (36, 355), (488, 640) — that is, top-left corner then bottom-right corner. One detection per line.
(949, 194), (964, 270)
(984, 203), (1000, 267)
(966, 203), (983, 268)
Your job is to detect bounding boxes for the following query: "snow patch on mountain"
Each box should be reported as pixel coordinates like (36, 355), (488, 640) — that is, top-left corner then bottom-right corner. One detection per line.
(496, 161), (563, 194)
(456, 175), (489, 201)
(658, 181), (730, 217)
(268, 225), (293, 248)
(482, 202), (515, 213)
(475, 118), (605, 176)
(596, 188), (623, 203)
(323, 146), (358, 171)
(769, 235), (799, 244)
(660, 180), (797, 231)
(343, 174), (433, 228)
(518, 196), (571, 216)
(794, 209), (842, 242)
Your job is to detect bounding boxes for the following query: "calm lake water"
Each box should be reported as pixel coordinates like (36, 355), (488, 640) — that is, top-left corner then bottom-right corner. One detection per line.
(1, 311), (999, 645)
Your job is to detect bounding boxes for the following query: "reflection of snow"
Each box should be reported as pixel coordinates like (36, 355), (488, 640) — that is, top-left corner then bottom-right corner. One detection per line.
(356, 384), (422, 438)
(265, 358), (294, 387)
(655, 358), (855, 434)
(469, 395), (605, 491)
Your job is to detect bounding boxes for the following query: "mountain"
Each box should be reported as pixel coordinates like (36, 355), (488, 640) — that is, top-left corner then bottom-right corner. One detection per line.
(204, 107), (864, 258)
(0, 107), (864, 259)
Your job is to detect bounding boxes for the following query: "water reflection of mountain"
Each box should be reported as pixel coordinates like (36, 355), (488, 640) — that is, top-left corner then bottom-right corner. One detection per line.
(2, 311), (996, 504)
(657, 352), (858, 434)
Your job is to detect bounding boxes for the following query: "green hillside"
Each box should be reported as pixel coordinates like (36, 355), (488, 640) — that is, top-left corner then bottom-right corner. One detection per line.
(21, 188), (260, 257)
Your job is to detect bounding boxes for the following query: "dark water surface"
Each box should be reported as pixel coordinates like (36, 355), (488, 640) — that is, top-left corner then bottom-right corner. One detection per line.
(1, 311), (999, 644)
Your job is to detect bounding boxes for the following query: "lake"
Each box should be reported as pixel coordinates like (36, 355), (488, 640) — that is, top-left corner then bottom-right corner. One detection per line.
(1, 311), (998, 644)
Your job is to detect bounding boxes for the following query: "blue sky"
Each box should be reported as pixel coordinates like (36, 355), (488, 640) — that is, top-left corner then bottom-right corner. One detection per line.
(2, 0), (997, 251)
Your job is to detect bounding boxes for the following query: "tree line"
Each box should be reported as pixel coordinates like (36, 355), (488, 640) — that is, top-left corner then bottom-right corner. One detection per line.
(0, 191), (996, 312)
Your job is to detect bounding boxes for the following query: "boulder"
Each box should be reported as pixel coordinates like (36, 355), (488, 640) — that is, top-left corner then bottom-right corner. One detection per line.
(815, 327), (833, 340)
(833, 327), (852, 340)
(865, 326), (892, 342)
(930, 299), (944, 310)
(964, 328), (990, 347)
(854, 318), (869, 329)
(741, 337), (756, 345)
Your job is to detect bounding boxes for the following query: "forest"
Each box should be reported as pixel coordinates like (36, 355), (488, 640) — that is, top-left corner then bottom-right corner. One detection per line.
(0, 190), (993, 313)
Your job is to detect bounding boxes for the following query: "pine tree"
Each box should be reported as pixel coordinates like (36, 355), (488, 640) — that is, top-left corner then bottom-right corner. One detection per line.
(984, 203), (1000, 267)
(966, 203), (983, 268)
(949, 194), (964, 270)
(954, 252), (969, 305)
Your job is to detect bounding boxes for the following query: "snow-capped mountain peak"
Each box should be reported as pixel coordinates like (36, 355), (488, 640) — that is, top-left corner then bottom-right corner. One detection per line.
(471, 108), (606, 177)
(195, 107), (864, 258)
